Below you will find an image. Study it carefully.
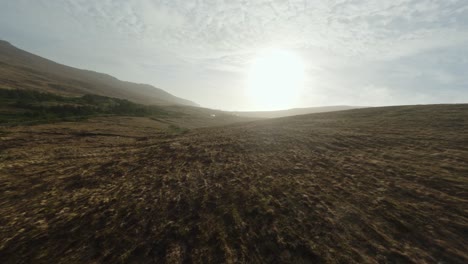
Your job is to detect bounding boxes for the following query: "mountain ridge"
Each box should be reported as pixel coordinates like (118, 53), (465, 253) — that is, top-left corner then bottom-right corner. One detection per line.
(0, 40), (198, 107)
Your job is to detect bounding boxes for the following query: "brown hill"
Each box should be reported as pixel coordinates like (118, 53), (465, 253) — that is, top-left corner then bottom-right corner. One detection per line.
(1, 104), (467, 263)
(0, 40), (197, 106)
(234, 105), (361, 118)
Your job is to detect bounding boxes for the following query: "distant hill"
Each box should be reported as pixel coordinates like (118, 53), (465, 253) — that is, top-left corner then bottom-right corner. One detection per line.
(233, 105), (361, 118)
(0, 40), (197, 106)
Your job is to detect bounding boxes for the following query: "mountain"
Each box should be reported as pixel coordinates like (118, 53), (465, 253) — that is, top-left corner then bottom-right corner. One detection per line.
(233, 105), (360, 118)
(0, 40), (197, 106)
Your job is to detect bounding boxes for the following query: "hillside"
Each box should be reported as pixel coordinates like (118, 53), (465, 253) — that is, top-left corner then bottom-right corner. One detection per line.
(0, 40), (197, 106)
(234, 105), (360, 118)
(1, 104), (467, 263)
(0, 88), (255, 127)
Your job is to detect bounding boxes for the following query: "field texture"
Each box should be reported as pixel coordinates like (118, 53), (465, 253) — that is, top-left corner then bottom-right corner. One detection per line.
(1, 105), (467, 263)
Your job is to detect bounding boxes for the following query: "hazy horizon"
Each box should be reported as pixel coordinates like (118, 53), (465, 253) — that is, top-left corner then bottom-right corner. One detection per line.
(1, 0), (467, 111)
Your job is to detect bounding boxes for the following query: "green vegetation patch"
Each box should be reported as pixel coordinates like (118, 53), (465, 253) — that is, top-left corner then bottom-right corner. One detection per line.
(167, 124), (189, 135)
(0, 88), (176, 125)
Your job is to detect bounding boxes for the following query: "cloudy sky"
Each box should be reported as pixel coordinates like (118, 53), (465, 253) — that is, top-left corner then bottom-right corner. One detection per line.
(1, 0), (467, 110)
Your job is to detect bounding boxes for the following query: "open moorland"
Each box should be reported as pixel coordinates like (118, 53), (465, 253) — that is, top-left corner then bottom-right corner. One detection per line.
(1, 104), (467, 263)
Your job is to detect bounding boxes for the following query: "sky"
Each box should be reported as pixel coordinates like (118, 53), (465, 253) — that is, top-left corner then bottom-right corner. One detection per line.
(1, 0), (467, 110)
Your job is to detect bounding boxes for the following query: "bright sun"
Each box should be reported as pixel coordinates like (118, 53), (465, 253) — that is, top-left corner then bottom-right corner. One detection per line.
(247, 49), (305, 111)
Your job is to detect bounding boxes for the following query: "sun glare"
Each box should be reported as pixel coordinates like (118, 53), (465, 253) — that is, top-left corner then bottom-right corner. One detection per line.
(247, 49), (305, 111)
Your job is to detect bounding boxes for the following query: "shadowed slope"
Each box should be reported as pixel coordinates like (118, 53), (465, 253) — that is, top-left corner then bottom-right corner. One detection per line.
(1, 104), (467, 263)
(0, 40), (197, 106)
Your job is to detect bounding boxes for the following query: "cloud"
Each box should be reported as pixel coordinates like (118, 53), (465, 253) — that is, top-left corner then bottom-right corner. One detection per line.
(1, 0), (467, 110)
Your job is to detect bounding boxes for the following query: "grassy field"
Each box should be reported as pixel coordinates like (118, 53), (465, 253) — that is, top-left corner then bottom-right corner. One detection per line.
(0, 104), (467, 263)
(0, 88), (177, 125)
(0, 88), (255, 127)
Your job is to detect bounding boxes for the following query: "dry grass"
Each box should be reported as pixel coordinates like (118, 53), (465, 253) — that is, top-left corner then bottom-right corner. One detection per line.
(1, 105), (467, 263)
